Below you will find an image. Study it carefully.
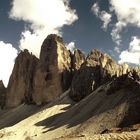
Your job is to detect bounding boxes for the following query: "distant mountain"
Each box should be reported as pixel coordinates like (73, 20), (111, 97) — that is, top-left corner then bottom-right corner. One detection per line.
(0, 34), (140, 140)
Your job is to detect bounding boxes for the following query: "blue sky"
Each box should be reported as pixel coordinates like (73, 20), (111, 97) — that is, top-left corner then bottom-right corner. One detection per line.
(0, 0), (140, 86)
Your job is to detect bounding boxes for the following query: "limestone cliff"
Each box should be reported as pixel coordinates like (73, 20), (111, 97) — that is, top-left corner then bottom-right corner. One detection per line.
(0, 80), (6, 108)
(71, 49), (85, 70)
(70, 49), (140, 101)
(5, 35), (140, 107)
(33, 34), (72, 104)
(6, 50), (39, 107)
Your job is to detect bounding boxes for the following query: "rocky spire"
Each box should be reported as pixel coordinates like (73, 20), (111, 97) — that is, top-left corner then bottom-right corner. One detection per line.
(6, 49), (39, 107)
(71, 49), (85, 70)
(0, 80), (6, 109)
(5, 34), (140, 108)
(69, 49), (140, 101)
(33, 34), (72, 105)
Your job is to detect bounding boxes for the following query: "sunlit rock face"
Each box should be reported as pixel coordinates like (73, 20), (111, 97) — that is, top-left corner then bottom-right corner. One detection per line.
(33, 34), (72, 105)
(5, 34), (140, 108)
(71, 49), (85, 71)
(6, 50), (39, 107)
(6, 35), (73, 107)
(0, 80), (6, 108)
(70, 49), (116, 101)
(70, 49), (140, 101)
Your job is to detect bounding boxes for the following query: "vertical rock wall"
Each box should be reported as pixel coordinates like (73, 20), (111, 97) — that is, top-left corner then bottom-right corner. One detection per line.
(6, 50), (39, 107)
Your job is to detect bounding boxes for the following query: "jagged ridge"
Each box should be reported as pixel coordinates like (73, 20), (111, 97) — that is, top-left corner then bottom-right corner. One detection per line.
(0, 34), (140, 139)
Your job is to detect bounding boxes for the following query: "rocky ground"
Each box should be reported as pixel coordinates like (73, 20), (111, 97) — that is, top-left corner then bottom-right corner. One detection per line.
(0, 87), (140, 140)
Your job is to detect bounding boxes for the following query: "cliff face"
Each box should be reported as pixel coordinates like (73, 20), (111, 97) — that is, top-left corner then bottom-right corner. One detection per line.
(6, 50), (39, 107)
(70, 49), (140, 101)
(70, 49), (115, 101)
(5, 34), (140, 108)
(0, 80), (6, 108)
(33, 34), (72, 105)
(71, 49), (85, 70)
(6, 35), (78, 107)
(1, 72), (140, 140)
(1, 35), (140, 139)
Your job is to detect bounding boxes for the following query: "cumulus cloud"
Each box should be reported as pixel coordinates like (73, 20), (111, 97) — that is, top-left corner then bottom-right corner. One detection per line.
(92, 1), (140, 46)
(109, 0), (140, 64)
(91, 3), (112, 30)
(129, 36), (140, 52)
(119, 36), (140, 65)
(66, 42), (76, 53)
(111, 21), (126, 46)
(110, 0), (140, 45)
(110, 0), (140, 26)
(91, 0), (140, 65)
(91, 3), (100, 17)
(9, 0), (78, 57)
(100, 11), (112, 30)
(114, 46), (120, 54)
(0, 41), (17, 86)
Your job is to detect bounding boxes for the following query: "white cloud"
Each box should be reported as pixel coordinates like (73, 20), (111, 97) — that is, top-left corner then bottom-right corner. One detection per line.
(109, 0), (140, 45)
(92, 0), (140, 49)
(91, 3), (100, 17)
(66, 42), (76, 53)
(129, 36), (140, 52)
(114, 46), (120, 53)
(119, 36), (140, 65)
(91, 1), (140, 66)
(110, 0), (140, 65)
(111, 21), (126, 45)
(10, 0), (78, 58)
(19, 30), (49, 58)
(0, 41), (18, 86)
(110, 0), (140, 26)
(100, 11), (112, 30)
(91, 3), (112, 30)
